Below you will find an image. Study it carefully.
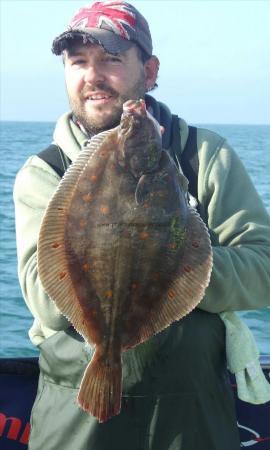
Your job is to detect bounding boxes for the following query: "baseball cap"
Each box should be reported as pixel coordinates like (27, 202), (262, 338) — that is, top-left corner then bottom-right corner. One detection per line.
(52, 1), (153, 57)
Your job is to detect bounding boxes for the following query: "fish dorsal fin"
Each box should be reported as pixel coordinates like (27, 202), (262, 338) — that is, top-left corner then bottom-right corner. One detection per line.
(37, 128), (114, 341)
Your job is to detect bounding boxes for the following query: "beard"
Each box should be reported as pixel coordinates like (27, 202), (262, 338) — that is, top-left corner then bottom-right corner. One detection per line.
(67, 72), (147, 136)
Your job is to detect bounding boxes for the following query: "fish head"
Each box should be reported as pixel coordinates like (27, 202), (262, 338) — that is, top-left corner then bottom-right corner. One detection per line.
(117, 99), (162, 178)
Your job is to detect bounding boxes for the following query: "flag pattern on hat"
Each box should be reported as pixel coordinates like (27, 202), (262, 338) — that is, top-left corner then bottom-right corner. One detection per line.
(70, 1), (136, 40)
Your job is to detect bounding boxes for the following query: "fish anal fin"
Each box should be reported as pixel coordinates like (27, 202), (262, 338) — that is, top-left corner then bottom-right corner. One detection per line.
(77, 348), (122, 423)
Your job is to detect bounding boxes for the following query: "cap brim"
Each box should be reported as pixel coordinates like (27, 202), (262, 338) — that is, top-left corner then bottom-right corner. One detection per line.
(52, 28), (133, 55)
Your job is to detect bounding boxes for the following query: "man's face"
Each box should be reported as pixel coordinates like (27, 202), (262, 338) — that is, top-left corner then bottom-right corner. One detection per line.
(64, 42), (157, 135)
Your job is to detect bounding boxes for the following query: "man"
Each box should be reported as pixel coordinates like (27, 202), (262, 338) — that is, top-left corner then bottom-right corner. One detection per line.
(13, 2), (270, 449)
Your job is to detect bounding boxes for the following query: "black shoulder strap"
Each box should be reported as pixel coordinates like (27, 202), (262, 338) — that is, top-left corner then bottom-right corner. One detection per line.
(38, 144), (71, 178)
(181, 125), (199, 200)
(145, 94), (171, 149)
(170, 114), (198, 200)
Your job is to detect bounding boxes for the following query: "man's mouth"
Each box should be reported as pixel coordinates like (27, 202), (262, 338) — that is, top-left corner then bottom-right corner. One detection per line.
(85, 92), (114, 102)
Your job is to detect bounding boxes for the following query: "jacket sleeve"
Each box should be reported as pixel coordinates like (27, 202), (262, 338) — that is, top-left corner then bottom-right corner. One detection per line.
(198, 137), (270, 313)
(13, 156), (70, 331)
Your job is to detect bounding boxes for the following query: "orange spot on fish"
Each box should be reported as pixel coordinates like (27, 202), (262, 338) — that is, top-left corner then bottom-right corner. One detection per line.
(82, 193), (93, 203)
(131, 283), (139, 290)
(168, 289), (176, 300)
(59, 271), (67, 280)
(100, 205), (109, 214)
(90, 175), (98, 182)
(105, 290), (113, 299)
(80, 219), (87, 228)
(51, 242), (60, 249)
(184, 265), (192, 273)
(139, 231), (149, 240)
(143, 203), (150, 209)
(82, 263), (91, 272)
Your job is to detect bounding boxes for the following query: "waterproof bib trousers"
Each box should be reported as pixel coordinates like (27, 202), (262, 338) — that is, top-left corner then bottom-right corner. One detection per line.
(29, 309), (241, 450)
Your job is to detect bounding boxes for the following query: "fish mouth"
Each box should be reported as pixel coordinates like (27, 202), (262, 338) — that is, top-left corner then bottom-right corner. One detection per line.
(123, 99), (146, 115)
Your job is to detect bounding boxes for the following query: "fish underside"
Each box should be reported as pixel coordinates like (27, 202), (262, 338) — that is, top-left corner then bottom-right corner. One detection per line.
(38, 99), (213, 422)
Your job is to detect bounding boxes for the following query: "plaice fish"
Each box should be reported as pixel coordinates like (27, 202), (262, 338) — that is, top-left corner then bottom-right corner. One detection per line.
(37, 99), (213, 423)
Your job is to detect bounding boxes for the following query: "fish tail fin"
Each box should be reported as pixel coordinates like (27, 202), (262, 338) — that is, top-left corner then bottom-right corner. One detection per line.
(77, 348), (122, 423)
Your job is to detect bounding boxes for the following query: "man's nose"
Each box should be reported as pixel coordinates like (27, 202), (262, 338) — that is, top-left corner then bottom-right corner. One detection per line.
(84, 64), (105, 83)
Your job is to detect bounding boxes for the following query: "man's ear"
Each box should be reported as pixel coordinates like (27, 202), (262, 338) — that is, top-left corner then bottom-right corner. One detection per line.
(144, 56), (160, 91)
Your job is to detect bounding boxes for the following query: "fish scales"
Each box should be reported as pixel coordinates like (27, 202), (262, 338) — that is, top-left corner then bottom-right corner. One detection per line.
(38, 99), (213, 422)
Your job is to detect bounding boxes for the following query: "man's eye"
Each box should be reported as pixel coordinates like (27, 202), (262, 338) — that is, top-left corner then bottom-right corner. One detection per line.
(105, 56), (122, 63)
(72, 59), (86, 66)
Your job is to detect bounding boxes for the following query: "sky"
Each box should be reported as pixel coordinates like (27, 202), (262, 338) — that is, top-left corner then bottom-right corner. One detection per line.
(1, 0), (270, 124)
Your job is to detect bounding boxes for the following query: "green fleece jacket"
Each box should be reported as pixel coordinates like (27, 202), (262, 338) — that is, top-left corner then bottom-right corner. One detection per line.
(13, 112), (270, 346)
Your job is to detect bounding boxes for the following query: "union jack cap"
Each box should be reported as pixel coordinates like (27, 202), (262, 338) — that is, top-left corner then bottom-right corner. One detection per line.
(52, 1), (152, 56)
